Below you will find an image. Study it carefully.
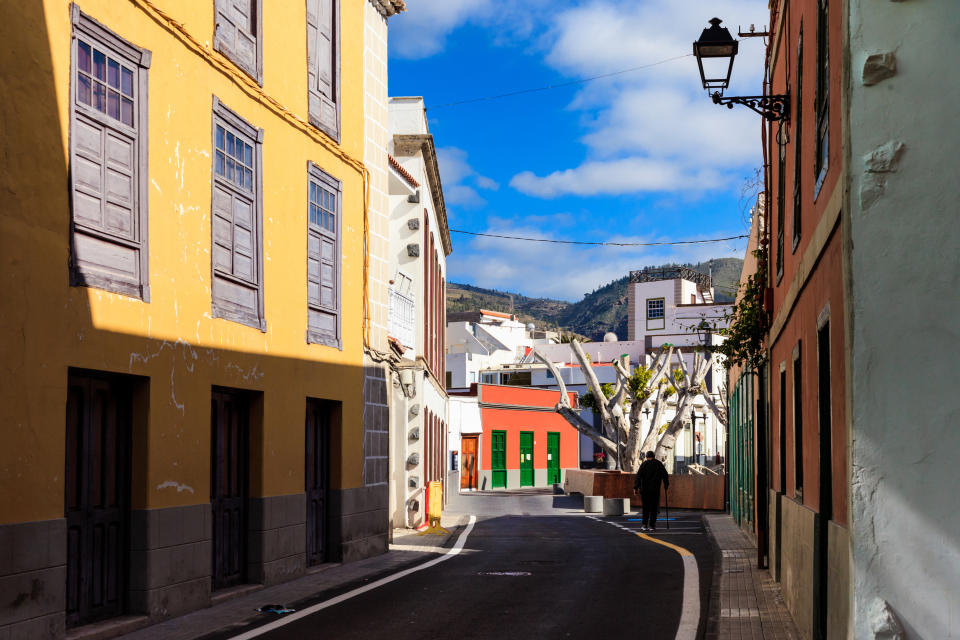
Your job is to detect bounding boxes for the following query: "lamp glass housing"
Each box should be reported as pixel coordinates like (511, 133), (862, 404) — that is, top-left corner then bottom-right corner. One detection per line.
(694, 18), (738, 91)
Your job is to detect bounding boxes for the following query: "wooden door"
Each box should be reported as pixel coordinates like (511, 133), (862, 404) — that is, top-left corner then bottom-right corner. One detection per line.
(65, 371), (131, 627)
(520, 431), (534, 487)
(491, 431), (506, 488)
(211, 389), (249, 590)
(306, 399), (330, 565)
(547, 432), (561, 484)
(460, 435), (478, 490)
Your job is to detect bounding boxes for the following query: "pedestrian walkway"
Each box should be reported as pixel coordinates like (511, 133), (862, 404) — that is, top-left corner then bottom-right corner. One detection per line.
(113, 514), (469, 640)
(703, 514), (800, 640)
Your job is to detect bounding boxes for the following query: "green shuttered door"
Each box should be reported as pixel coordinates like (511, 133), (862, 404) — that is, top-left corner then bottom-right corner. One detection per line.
(520, 431), (534, 487)
(547, 432), (560, 484)
(492, 431), (506, 488)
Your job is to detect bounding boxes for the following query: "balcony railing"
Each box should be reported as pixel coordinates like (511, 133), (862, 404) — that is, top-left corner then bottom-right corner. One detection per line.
(388, 287), (416, 350)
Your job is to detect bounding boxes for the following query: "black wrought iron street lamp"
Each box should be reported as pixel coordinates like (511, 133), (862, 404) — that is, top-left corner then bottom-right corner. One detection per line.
(696, 319), (712, 347)
(693, 18), (789, 122)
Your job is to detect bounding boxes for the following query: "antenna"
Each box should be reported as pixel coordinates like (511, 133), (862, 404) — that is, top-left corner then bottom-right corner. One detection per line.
(738, 23), (770, 37)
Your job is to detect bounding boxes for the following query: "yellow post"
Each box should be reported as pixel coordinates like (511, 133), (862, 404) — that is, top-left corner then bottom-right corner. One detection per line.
(417, 481), (449, 535)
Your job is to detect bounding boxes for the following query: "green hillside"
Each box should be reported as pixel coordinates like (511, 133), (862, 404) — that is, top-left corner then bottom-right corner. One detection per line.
(447, 257), (743, 341)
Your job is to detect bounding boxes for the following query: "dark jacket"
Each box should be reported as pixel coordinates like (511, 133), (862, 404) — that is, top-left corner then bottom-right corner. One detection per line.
(634, 458), (669, 493)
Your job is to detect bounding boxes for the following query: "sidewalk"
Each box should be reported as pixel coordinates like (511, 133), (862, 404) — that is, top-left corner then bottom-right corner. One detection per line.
(703, 514), (800, 640)
(112, 514), (469, 640)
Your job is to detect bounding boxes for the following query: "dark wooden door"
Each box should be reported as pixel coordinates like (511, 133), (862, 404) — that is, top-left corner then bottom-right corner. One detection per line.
(211, 389), (249, 590)
(65, 371), (131, 627)
(305, 399), (330, 565)
(460, 435), (478, 490)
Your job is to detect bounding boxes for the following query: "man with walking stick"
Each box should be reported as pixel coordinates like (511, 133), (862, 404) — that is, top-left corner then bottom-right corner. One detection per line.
(633, 451), (670, 532)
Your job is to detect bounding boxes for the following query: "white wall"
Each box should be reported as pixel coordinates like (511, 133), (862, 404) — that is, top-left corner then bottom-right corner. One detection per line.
(848, 1), (960, 638)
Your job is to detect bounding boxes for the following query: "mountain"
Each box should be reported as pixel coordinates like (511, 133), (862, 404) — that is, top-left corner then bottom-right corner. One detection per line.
(446, 257), (743, 341)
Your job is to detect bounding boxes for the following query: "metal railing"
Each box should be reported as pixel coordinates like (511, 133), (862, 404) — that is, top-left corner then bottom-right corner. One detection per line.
(388, 287), (416, 349)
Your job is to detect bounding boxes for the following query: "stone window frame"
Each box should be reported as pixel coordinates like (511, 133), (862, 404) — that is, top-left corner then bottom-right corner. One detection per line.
(210, 97), (265, 331)
(69, 6), (152, 300)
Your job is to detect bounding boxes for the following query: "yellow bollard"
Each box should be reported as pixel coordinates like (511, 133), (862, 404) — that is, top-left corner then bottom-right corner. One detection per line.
(417, 480), (449, 535)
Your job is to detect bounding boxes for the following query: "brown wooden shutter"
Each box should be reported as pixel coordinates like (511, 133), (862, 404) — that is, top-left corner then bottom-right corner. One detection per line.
(215, 0), (258, 80)
(307, 0), (339, 139)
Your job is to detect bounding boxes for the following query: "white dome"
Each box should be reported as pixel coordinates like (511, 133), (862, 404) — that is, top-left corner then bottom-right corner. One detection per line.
(526, 323), (536, 332)
(603, 332), (618, 342)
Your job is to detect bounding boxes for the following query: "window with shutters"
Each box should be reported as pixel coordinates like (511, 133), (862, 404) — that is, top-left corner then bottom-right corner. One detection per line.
(792, 27), (803, 253)
(306, 0), (340, 141)
(214, 0), (262, 84)
(211, 98), (265, 330)
(70, 8), (151, 300)
(814, 0), (830, 198)
(306, 163), (341, 348)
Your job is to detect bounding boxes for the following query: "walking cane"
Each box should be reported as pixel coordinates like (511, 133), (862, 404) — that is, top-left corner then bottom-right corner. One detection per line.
(665, 487), (670, 530)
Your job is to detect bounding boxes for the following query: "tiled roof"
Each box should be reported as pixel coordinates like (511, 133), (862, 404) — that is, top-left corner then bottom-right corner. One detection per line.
(388, 154), (419, 188)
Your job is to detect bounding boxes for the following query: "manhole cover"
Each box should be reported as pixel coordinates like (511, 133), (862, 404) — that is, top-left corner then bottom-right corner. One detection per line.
(478, 571), (532, 576)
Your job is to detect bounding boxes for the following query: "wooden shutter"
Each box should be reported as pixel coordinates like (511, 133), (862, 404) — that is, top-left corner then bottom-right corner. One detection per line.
(215, 0), (259, 80)
(70, 11), (149, 300)
(211, 100), (264, 330)
(307, 164), (341, 347)
(307, 0), (339, 139)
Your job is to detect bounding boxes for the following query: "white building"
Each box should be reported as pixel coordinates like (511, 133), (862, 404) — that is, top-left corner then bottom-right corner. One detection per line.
(385, 97), (451, 528)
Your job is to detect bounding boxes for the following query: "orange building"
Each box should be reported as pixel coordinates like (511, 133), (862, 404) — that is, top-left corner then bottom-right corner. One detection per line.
(476, 385), (579, 490)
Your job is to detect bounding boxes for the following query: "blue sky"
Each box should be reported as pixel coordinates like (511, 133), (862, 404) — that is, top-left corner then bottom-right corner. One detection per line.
(388, 0), (767, 301)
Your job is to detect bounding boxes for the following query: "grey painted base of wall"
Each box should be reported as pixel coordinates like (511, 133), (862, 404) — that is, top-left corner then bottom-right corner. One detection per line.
(129, 504), (212, 621)
(826, 521), (851, 640)
(329, 485), (389, 564)
(248, 494), (306, 587)
(0, 488), (390, 639)
(779, 496), (816, 640)
(0, 519), (66, 640)
(478, 468), (567, 491)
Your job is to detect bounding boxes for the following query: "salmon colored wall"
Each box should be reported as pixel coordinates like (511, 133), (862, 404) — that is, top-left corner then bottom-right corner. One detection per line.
(480, 409), (581, 471)
(0, 0), (369, 524)
(769, 227), (848, 526)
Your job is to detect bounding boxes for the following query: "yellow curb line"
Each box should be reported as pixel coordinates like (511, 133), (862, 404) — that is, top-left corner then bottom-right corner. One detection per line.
(636, 532), (699, 640)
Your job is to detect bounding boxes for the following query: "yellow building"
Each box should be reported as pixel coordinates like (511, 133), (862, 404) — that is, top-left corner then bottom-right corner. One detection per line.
(0, 0), (404, 637)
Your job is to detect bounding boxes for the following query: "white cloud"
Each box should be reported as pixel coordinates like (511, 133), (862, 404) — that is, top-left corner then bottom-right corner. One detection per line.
(390, 0), (489, 59)
(436, 147), (498, 207)
(447, 222), (745, 301)
(511, 157), (725, 198)
(510, 0), (766, 199)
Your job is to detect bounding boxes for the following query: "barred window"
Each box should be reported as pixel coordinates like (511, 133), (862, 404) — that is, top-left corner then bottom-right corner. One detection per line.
(647, 298), (665, 320)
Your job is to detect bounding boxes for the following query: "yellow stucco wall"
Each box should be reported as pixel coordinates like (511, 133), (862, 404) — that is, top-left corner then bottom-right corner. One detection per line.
(0, 0), (371, 524)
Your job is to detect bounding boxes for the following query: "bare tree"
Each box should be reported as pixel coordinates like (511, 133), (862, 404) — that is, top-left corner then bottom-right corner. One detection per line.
(534, 340), (723, 473)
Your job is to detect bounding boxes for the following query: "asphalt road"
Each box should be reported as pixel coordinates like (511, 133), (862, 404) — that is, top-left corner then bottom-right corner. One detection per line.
(229, 509), (714, 640)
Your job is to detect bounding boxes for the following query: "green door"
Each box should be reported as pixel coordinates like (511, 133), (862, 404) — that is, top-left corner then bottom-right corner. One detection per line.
(491, 431), (506, 488)
(520, 431), (534, 487)
(547, 432), (561, 484)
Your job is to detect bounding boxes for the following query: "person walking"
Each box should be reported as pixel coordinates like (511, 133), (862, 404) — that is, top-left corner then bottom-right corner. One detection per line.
(633, 451), (669, 532)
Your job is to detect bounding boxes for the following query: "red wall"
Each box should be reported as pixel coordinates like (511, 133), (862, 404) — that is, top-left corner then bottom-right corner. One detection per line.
(478, 385), (580, 471)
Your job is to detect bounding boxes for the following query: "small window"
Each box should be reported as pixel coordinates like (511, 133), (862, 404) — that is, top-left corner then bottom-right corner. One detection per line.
(445, 372), (452, 388)
(481, 373), (496, 384)
(306, 163), (341, 348)
(211, 98), (264, 330)
(214, 0), (262, 83)
(647, 298), (665, 320)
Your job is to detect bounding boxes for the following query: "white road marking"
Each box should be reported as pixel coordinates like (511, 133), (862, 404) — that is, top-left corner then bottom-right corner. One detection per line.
(228, 515), (478, 639)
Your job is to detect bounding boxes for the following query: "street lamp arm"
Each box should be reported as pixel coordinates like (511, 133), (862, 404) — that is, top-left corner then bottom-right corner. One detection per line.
(711, 91), (790, 122)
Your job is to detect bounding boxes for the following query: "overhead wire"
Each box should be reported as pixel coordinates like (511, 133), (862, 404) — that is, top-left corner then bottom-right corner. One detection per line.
(417, 54), (694, 110)
(449, 229), (749, 247)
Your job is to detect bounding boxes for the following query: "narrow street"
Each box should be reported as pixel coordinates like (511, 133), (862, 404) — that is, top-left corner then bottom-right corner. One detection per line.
(208, 493), (714, 640)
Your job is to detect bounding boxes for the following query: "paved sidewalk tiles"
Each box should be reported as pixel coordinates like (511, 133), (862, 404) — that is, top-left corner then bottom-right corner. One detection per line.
(703, 514), (800, 640)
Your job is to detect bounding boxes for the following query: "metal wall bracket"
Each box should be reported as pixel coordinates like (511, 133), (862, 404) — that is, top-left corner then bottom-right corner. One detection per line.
(711, 91), (790, 122)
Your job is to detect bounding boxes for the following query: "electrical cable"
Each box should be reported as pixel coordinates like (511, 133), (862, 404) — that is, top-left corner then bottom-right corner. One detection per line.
(449, 229), (749, 247)
(424, 54), (693, 110)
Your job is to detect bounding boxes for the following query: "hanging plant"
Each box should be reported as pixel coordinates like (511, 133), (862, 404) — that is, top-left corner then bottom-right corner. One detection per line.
(713, 246), (770, 370)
